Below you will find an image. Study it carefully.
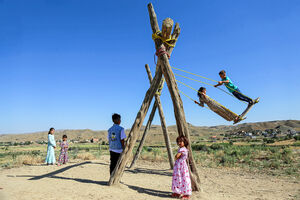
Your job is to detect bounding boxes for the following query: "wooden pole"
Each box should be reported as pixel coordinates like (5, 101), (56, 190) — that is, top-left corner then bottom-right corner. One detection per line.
(108, 67), (162, 186)
(129, 100), (158, 169)
(130, 64), (175, 169)
(108, 3), (181, 186)
(145, 64), (174, 169)
(148, 3), (201, 191)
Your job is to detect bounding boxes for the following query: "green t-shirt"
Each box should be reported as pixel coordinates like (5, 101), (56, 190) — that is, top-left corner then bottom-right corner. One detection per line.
(222, 77), (238, 93)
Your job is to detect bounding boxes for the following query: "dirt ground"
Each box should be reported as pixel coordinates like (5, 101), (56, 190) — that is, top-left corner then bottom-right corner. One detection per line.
(1, 155), (299, 200)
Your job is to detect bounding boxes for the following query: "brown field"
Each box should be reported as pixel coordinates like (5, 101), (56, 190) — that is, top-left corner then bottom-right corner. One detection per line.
(1, 155), (300, 200)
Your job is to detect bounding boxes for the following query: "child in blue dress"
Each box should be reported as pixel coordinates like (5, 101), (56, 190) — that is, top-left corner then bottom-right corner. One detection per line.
(45, 127), (56, 165)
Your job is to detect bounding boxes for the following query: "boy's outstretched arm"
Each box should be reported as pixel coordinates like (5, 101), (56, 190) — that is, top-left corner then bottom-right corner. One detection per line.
(214, 80), (229, 87)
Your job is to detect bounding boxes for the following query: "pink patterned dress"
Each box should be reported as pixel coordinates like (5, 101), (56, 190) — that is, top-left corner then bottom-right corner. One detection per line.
(172, 147), (192, 195)
(58, 141), (69, 164)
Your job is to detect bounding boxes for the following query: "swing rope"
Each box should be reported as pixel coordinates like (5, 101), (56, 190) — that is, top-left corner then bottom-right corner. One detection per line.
(174, 73), (246, 104)
(171, 66), (254, 102)
(172, 66), (217, 83)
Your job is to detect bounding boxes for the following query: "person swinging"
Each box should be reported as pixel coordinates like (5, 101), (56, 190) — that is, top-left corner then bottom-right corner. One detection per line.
(214, 70), (259, 106)
(194, 87), (241, 123)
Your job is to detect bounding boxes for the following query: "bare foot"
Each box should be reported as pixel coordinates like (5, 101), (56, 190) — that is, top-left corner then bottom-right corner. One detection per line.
(234, 116), (239, 123)
(171, 193), (181, 198)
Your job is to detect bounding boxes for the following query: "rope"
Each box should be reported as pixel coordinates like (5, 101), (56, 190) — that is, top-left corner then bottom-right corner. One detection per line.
(174, 73), (247, 105)
(155, 46), (170, 59)
(154, 45), (170, 66)
(172, 66), (254, 102)
(172, 66), (218, 83)
(152, 31), (177, 47)
(176, 80), (239, 116)
(178, 89), (210, 110)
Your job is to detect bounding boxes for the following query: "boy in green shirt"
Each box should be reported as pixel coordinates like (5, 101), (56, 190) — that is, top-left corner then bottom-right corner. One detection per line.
(214, 70), (258, 105)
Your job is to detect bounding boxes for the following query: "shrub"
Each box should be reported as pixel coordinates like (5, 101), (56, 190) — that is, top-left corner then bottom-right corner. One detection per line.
(153, 148), (161, 157)
(263, 138), (275, 144)
(269, 160), (280, 169)
(285, 167), (298, 175)
(292, 141), (300, 146)
(281, 148), (293, 164)
(191, 144), (208, 152)
(294, 135), (300, 141)
(210, 143), (227, 150)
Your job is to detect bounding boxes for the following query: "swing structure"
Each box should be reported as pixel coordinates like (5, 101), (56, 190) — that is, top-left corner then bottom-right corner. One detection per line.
(108, 3), (258, 191)
(109, 3), (201, 191)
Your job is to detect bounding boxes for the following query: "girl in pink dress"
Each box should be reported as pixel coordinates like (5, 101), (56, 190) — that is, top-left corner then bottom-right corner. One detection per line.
(171, 136), (192, 199)
(58, 135), (69, 166)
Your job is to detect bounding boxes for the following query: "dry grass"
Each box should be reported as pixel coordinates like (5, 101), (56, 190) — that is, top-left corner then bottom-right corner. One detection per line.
(140, 154), (165, 162)
(75, 152), (95, 160)
(16, 155), (44, 166)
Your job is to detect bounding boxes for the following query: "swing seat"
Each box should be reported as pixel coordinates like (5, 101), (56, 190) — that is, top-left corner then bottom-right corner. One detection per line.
(233, 97), (260, 124)
(200, 95), (239, 122)
(200, 96), (259, 124)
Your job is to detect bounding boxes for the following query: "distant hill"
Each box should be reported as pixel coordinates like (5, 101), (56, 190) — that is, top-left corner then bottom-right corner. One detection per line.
(0, 120), (299, 144)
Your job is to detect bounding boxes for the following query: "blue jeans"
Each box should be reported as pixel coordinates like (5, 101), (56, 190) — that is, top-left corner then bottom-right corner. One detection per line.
(232, 88), (253, 104)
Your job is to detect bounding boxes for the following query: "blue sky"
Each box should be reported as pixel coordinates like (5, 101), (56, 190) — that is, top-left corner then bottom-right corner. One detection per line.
(1, 0), (299, 134)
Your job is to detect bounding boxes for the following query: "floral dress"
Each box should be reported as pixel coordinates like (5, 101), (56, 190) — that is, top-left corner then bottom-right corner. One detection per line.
(172, 147), (192, 195)
(58, 141), (69, 164)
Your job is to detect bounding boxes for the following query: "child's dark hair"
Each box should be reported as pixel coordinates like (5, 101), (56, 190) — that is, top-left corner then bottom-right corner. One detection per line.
(197, 87), (206, 98)
(62, 135), (67, 139)
(176, 136), (189, 147)
(48, 127), (55, 134)
(219, 70), (226, 75)
(112, 113), (121, 123)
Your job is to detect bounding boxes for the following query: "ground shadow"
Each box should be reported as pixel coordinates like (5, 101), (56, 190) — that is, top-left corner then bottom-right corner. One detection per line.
(48, 175), (107, 186)
(29, 161), (92, 180)
(124, 183), (171, 198)
(89, 162), (109, 166)
(16, 161), (108, 186)
(126, 167), (172, 177)
(17, 175), (108, 186)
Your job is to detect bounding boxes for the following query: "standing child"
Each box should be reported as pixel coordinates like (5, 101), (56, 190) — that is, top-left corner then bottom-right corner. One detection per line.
(172, 136), (192, 199)
(45, 127), (56, 165)
(214, 70), (259, 105)
(58, 135), (69, 166)
(108, 113), (126, 175)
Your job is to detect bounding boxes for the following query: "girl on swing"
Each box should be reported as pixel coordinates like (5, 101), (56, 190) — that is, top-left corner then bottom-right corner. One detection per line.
(194, 87), (240, 123)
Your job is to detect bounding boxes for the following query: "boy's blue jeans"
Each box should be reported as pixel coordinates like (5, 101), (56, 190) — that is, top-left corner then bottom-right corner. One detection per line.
(232, 88), (253, 104)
